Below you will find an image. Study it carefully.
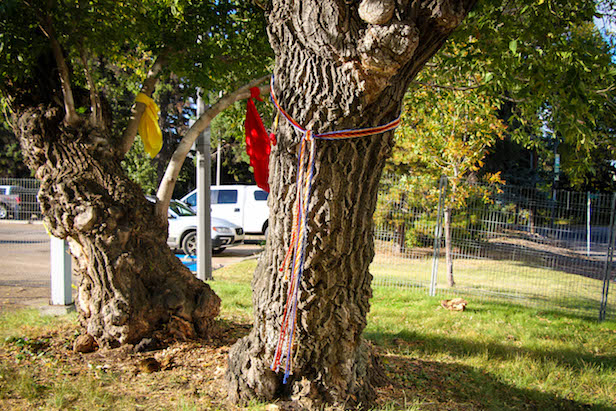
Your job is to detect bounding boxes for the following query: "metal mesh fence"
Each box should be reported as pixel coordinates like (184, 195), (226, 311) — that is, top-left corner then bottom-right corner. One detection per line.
(0, 177), (42, 221)
(0, 178), (49, 308)
(1, 177), (614, 319)
(372, 175), (615, 320)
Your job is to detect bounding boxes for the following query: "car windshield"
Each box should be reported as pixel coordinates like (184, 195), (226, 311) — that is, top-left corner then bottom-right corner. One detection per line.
(170, 200), (196, 217)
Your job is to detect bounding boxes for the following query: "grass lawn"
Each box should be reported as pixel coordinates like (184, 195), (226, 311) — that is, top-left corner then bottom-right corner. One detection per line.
(0, 259), (615, 410)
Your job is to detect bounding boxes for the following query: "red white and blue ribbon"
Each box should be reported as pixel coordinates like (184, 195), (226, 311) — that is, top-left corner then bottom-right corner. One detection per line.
(269, 79), (401, 383)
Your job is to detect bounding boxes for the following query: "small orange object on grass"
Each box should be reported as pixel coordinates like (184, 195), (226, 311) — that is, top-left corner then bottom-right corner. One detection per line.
(440, 298), (468, 311)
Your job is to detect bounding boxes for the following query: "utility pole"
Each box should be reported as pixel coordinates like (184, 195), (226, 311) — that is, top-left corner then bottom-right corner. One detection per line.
(216, 90), (223, 187)
(216, 139), (221, 186)
(196, 92), (213, 281)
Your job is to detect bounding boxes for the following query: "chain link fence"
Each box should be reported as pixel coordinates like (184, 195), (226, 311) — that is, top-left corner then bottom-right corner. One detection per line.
(2, 177), (615, 319)
(0, 178), (49, 308)
(373, 175), (615, 320)
(0, 177), (42, 221)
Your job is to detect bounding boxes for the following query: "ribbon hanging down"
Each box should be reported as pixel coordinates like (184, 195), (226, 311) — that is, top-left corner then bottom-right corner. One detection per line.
(245, 87), (272, 192)
(135, 92), (163, 158)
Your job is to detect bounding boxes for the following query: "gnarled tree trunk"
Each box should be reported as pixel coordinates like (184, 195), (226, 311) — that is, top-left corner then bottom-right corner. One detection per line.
(15, 106), (220, 346)
(227, 0), (475, 408)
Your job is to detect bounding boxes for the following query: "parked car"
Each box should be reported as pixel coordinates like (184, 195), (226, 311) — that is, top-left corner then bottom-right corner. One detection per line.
(0, 185), (41, 220)
(180, 185), (269, 235)
(166, 199), (244, 255)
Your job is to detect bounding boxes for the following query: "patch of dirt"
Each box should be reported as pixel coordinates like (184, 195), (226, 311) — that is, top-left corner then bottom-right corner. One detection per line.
(0, 319), (254, 410)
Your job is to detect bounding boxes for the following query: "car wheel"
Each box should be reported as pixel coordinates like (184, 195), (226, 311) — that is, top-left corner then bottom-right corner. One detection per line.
(0, 203), (7, 219)
(212, 247), (225, 255)
(181, 231), (197, 256)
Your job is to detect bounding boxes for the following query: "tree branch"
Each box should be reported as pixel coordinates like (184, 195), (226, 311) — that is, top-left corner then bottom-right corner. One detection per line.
(500, 94), (528, 103)
(78, 46), (104, 129)
(119, 51), (169, 157)
(595, 84), (616, 96)
(155, 75), (270, 222)
(412, 80), (484, 92)
(37, 11), (80, 126)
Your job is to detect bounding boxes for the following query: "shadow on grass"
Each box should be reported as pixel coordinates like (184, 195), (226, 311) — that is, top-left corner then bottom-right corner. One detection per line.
(377, 354), (602, 410)
(366, 327), (616, 375)
(207, 320), (601, 409)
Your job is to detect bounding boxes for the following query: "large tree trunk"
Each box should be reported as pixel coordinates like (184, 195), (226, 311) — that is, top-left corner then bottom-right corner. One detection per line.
(15, 106), (220, 346)
(227, 0), (475, 408)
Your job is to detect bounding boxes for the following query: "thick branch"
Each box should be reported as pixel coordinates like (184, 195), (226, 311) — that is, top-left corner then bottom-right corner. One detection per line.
(119, 51), (169, 156)
(38, 15), (80, 126)
(79, 47), (103, 129)
(155, 75), (270, 222)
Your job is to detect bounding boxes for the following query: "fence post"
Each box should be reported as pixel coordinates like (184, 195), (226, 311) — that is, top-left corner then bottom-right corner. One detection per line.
(599, 193), (616, 321)
(429, 176), (447, 297)
(50, 237), (73, 306)
(587, 192), (592, 257)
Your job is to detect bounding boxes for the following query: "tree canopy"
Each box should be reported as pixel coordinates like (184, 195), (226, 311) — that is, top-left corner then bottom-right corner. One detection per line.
(390, 0), (616, 192)
(1, 0), (271, 101)
(0, 0), (273, 211)
(0, 0), (273, 346)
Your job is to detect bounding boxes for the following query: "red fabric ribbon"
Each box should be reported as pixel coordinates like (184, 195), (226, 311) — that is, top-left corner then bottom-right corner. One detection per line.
(245, 87), (271, 192)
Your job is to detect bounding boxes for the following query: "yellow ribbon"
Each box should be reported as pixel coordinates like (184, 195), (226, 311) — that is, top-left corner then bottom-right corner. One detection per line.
(135, 92), (163, 158)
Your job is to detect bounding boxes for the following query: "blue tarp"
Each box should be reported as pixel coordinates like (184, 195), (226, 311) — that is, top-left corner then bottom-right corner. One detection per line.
(176, 254), (196, 272)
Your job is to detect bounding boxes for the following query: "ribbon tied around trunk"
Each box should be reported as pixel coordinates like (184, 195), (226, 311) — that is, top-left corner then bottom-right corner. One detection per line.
(270, 78), (401, 383)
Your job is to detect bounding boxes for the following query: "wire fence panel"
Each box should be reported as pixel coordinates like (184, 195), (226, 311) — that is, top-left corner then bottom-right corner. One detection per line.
(0, 219), (51, 309)
(2, 177), (614, 319)
(0, 178), (42, 221)
(373, 175), (439, 291)
(373, 175), (616, 320)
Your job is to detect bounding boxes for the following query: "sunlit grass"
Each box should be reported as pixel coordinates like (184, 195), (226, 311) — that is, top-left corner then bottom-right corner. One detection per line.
(0, 309), (77, 341)
(208, 260), (256, 321)
(209, 258), (616, 408)
(367, 286), (616, 409)
(1, 258), (615, 409)
(370, 255), (613, 317)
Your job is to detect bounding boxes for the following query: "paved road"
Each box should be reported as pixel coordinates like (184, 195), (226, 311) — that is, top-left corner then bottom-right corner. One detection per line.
(0, 221), (263, 312)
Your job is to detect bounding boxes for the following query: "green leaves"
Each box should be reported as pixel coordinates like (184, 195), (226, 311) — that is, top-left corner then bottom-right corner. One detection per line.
(0, 0), (273, 192)
(121, 139), (158, 195)
(422, 0), (616, 191)
(392, 67), (506, 209)
(0, 0), (272, 103)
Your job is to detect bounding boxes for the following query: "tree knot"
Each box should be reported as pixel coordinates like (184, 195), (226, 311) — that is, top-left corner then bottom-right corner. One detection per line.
(74, 206), (98, 232)
(358, 0), (396, 25)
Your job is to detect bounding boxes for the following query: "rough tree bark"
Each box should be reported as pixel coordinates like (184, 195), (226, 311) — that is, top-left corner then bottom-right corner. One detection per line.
(14, 106), (220, 346)
(227, 0), (476, 408)
(11, 69), (268, 346)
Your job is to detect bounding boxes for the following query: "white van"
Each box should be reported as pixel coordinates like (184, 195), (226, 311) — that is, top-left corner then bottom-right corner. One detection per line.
(180, 185), (269, 235)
